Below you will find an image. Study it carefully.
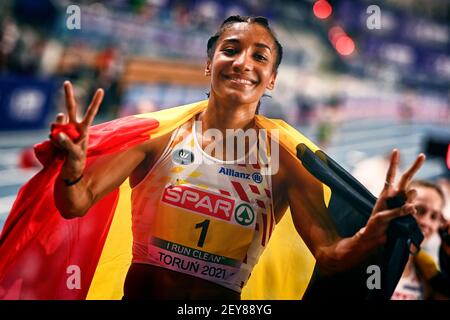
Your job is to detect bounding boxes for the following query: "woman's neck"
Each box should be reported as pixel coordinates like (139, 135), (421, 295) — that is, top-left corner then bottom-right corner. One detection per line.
(200, 94), (258, 133)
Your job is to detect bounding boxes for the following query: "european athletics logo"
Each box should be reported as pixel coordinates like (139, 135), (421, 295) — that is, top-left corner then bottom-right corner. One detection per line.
(172, 149), (195, 165)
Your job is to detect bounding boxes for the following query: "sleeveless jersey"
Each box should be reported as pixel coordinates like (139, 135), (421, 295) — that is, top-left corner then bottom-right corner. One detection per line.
(130, 117), (275, 292)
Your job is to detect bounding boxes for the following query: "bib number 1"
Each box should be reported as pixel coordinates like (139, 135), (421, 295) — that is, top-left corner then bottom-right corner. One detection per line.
(195, 219), (210, 247)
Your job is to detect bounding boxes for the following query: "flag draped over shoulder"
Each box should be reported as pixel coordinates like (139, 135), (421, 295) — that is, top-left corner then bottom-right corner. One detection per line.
(0, 100), (419, 300)
(245, 117), (423, 300)
(0, 101), (206, 299)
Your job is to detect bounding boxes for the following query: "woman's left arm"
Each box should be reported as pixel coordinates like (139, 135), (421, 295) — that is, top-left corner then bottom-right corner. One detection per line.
(285, 149), (425, 275)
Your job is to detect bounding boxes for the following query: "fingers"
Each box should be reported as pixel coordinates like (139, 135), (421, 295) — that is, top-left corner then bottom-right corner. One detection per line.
(55, 113), (66, 125)
(381, 149), (399, 193)
(50, 113), (67, 145)
(64, 81), (77, 122)
(364, 202), (418, 247)
(375, 203), (416, 223)
(398, 153), (426, 191)
(82, 88), (104, 127)
(63, 80), (104, 128)
(406, 188), (417, 203)
(56, 132), (78, 155)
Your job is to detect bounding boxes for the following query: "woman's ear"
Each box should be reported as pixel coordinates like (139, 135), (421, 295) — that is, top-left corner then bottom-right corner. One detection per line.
(205, 60), (212, 76)
(266, 72), (277, 90)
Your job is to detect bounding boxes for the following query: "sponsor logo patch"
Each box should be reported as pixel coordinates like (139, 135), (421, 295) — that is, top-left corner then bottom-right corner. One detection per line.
(234, 203), (255, 226)
(218, 167), (262, 184)
(162, 185), (235, 221)
(251, 172), (263, 184)
(172, 149), (194, 165)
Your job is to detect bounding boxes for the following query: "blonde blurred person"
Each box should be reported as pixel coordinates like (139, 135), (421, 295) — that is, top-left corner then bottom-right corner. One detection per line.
(392, 180), (450, 300)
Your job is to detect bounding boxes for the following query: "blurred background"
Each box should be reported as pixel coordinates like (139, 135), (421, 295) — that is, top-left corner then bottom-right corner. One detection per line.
(0, 0), (449, 233)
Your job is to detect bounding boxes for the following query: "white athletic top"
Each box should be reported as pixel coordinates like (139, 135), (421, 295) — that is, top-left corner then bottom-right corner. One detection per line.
(130, 117), (275, 292)
(391, 265), (424, 300)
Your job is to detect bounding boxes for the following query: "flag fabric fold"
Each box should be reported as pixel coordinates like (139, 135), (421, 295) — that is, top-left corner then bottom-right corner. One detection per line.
(0, 101), (206, 299)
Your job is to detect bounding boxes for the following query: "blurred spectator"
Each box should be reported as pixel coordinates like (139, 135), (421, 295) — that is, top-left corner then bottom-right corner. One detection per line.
(172, 2), (191, 28)
(423, 178), (450, 261)
(398, 91), (415, 125)
(295, 95), (314, 126)
(94, 46), (124, 118)
(437, 178), (450, 220)
(0, 16), (20, 72)
(7, 26), (42, 74)
(40, 39), (64, 76)
(392, 180), (450, 300)
(315, 96), (344, 149)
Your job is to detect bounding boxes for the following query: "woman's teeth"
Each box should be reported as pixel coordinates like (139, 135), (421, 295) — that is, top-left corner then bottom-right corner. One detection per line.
(230, 77), (253, 85)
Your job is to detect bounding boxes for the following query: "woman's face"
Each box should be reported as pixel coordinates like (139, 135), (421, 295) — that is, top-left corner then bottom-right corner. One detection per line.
(206, 22), (278, 106)
(413, 186), (444, 240)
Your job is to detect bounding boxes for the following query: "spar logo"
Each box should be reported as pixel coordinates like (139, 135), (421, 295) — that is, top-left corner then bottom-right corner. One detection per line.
(234, 203), (255, 226)
(162, 185), (235, 221)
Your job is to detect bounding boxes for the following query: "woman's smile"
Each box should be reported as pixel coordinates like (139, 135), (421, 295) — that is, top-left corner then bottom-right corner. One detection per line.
(222, 73), (258, 88)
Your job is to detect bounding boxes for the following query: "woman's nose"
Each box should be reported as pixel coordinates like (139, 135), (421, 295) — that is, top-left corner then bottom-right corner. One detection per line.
(419, 216), (432, 229)
(232, 51), (252, 71)
(419, 220), (428, 230)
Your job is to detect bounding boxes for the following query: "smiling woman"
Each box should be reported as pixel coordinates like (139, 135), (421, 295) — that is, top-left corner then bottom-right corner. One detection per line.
(0, 15), (427, 301)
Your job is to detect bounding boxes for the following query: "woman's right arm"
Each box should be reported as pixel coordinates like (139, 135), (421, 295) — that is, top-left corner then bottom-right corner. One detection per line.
(52, 81), (151, 219)
(54, 142), (149, 219)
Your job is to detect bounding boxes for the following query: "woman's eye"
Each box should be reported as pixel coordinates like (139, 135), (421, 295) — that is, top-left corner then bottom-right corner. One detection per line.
(223, 48), (236, 55)
(255, 54), (267, 61)
(416, 206), (426, 216)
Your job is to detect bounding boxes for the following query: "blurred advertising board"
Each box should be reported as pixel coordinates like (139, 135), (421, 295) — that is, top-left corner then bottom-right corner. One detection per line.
(0, 75), (55, 131)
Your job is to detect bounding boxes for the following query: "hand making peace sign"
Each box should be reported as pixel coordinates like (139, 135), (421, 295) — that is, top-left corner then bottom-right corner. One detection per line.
(359, 149), (426, 246)
(51, 81), (104, 181)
